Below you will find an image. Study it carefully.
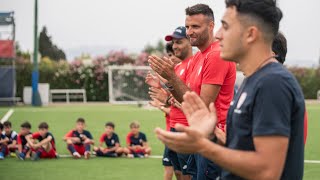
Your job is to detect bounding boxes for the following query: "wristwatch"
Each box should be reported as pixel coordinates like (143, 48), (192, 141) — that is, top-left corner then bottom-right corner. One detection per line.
(165, 83), (174, 91)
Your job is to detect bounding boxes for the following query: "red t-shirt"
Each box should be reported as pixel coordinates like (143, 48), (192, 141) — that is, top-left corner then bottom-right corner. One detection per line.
(32, 132), (56, 150)
(169, 57), (192, 128)
(165, 114), (170, 131)
(185, 41), (236, 131)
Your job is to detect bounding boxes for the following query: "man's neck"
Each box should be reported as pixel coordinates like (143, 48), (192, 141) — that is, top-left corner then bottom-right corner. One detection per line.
(198, 35), (215, 52)
(238, 44), (274, 77)
(184, 51), (193, 61)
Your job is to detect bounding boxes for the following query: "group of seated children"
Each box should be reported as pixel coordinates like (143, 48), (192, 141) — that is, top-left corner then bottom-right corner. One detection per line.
(0, 118), (151, 161)
(0, 121), (58, 160)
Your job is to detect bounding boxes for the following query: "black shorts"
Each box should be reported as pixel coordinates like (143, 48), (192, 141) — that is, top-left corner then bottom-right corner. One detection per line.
(162, 146), (172, 166)
(168, 128), (194, 175)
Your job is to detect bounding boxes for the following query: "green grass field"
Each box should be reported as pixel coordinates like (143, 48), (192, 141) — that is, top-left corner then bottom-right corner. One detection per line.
(0, 103), (319, 180)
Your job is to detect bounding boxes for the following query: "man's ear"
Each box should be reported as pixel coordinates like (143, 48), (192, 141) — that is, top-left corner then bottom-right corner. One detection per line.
(209, 21), (215, 31)
(245, 26), (259, 44)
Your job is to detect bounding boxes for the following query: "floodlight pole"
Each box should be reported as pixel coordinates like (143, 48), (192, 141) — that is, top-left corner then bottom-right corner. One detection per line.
(31, 0), (42, 106)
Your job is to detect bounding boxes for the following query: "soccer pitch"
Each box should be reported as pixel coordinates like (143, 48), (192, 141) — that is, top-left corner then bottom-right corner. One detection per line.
(0, 103), (319, 180)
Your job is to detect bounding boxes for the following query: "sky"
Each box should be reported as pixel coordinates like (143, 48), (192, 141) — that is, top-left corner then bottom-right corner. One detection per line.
(1, 0), (320, 66)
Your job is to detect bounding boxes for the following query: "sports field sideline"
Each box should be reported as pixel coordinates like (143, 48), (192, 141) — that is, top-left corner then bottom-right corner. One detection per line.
(0, 102), (319, 180)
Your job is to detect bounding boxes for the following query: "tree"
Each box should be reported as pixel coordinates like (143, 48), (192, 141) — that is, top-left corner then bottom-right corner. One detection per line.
(143, 39), (165, 54)
(39, 26), (66, 61)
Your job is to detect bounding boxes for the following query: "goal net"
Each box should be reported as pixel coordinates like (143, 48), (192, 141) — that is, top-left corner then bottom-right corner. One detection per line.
(108, 65), (151, 104)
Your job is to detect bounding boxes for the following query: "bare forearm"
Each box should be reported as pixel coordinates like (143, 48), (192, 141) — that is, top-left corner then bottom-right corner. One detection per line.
(159, 106), (170, 114)
(10, 141), (17, 146)
(198, 138), (279, 180)
(168, 75), (190, 103)
(108, 145), (120, 152)
(0, 139), (8, 144)
(127, 146), (134, 151)
(37, 138), (51, 146)
(26, 137), (34, 146)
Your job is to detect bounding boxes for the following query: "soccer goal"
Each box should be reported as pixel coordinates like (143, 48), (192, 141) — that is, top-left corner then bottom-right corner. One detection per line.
(108, 65), (151, 104)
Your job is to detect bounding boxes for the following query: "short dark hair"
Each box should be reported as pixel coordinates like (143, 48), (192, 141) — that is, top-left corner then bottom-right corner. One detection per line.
(185, 4), (214, 22)
(0, 123), (3, 131)
(21, 121), (31, 129)
(105, 122), (115, 129)
(3, 121), (12, 128)
(225, 0), (282, 42)
(76, 118), (85, 123)
(272, 32), (287, 64)
(165, 42), (174, 54)
(38, 122), (49, 129)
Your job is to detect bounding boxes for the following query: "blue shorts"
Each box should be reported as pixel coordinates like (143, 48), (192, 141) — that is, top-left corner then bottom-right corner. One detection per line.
(194, 154), (221, 180)
(162, 146), (172, 166)
(191, 138), (222, 179)
(168, 128), (194, 175)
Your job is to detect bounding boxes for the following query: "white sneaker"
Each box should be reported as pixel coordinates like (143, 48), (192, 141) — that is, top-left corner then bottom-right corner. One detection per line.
(73, 152), (81, 159)
(127, 154), (134, 158)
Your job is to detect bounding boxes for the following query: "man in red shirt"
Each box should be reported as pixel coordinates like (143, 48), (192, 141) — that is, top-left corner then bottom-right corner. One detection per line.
(149, 4), (236, 180)
(149, 26), (194, 179)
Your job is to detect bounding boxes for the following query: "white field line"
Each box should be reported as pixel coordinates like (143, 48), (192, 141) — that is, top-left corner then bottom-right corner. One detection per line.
(304, 160), (320, 164)
(58, 154), (163, 159)
(54, 155), (320, 164)
(0, 109), (14, 123)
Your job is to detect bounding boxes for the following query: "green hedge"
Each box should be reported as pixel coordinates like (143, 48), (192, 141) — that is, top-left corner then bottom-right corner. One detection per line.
(16, 57), (109, 101)
(287, 67), (320, 99)
(14, 57), (320, 101)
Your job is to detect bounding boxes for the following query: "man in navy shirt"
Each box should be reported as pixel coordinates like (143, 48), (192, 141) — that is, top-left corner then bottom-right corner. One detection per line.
(94, 122), (123, 157)
(124, 121), (151, 158)
(155, 0), (305, 179)
(64, 118), (94, 159)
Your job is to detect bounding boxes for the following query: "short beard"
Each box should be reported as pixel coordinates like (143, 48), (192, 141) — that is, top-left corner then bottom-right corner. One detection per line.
(177, 49), (188, 60)
(191, 28), (209, 47)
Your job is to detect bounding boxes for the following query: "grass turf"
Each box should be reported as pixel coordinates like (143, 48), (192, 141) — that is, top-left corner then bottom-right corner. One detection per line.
(0, 103), (319, 179)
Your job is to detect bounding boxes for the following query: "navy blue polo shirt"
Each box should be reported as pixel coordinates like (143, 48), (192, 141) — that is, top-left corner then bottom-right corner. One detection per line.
(222, 62), (305, 180)
(0, 133), (6, 140)
(69, 130), (93, 145)
(126, 132), (147, 146)
(3, 131), (17, 144)
(99, 133), (120, 148)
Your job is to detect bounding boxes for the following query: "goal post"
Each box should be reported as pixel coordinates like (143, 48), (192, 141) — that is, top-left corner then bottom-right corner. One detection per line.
(108, 65), (152, 104)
